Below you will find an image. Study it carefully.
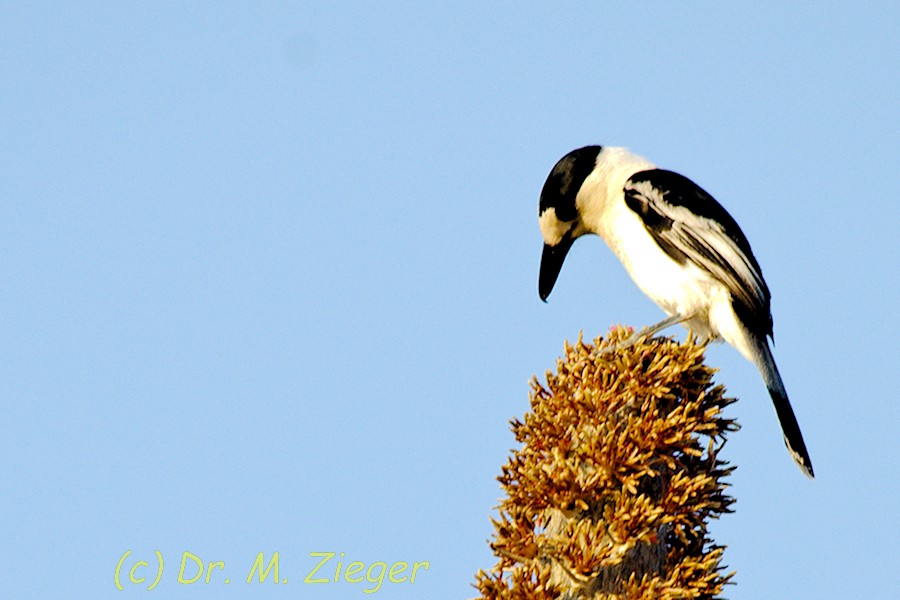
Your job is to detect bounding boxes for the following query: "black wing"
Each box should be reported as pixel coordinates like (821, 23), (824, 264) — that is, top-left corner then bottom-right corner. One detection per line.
(624, 169), (773, 337)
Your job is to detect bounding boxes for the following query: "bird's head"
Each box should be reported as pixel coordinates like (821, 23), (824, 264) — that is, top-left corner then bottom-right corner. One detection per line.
(538, 146), (602, 301)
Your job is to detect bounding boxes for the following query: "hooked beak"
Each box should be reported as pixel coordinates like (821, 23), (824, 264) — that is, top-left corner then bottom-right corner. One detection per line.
(539, 236), (575, 301)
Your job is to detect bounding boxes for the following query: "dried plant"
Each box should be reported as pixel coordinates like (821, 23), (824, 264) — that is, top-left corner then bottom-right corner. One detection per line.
(475, 327), (737, 599)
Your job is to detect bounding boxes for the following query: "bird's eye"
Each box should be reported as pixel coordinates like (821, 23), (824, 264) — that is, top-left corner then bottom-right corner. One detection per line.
(554, 202), (577, 223)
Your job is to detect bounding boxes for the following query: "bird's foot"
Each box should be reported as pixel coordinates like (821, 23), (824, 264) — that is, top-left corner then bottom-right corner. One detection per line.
(596, 314), (688, 356)
(596, 326), (655, 356)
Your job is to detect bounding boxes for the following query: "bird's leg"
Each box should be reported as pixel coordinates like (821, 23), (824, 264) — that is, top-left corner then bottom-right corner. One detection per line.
(633, 313), (688, 341)
(598, 313), (688, 355)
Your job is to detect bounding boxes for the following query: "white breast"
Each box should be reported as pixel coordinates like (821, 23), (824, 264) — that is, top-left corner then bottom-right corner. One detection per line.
(577, 147), (753, 355)
(608, 204), (757, 358)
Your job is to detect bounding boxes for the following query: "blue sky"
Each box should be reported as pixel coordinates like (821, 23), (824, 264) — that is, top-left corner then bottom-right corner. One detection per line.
(1, 3), (897, 599)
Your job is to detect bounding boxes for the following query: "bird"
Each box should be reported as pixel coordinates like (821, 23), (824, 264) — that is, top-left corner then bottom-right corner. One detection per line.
(537, 145), (814, 478)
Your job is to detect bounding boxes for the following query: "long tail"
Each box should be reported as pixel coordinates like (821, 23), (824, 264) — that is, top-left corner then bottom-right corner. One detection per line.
(753, 339), (815, 478)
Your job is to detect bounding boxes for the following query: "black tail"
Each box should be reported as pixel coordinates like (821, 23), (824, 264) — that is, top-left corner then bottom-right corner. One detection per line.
(755, 341), (815, 478)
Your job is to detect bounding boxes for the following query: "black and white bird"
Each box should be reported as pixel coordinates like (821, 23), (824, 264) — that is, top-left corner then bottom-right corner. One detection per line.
(537, 145), (813, 478)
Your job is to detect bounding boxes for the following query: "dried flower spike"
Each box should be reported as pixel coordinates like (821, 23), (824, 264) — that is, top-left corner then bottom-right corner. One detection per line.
(474, 328), (736, 600)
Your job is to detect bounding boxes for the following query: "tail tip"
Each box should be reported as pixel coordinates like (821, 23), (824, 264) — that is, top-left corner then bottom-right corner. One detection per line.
(786, 438), (815, 479)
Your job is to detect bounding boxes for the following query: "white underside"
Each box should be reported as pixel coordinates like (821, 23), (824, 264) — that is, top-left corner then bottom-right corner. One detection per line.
(617, 208), (750, 342)
(580, 148), (757, 363)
